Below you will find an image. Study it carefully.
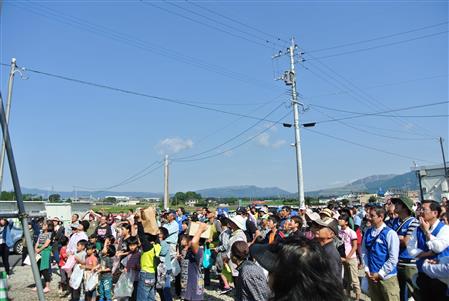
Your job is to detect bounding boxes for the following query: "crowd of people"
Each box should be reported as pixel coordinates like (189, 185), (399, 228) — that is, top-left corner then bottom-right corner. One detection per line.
(0, 196), (448, 301)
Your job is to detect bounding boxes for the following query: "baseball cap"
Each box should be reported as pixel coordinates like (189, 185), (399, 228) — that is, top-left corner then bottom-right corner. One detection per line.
(236, 207), (248, 214)
(312, 216), (339, 236)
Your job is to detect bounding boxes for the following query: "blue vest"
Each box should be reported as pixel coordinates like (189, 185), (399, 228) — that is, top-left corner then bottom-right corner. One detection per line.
(416, 221), (449, 271)
(386, 217), (400, 231)
(394, 217), (416, 261)
(364, 226), (397, 276)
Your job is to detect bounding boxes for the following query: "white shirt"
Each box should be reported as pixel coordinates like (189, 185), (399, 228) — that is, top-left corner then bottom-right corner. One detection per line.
(67, 231), (88, 255)
(407, 220), (449, 258)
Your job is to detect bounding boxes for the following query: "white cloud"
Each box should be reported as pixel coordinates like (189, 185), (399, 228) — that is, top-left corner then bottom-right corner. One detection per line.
(156, 137), (193, 155)
(256, 133), (286, 149)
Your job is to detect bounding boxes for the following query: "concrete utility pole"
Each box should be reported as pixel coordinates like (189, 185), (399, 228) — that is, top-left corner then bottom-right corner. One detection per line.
(0, 89), (46, 301)
(164, 154), (169, 210)
(440, 137), (448, 177)
(285, 38), (305, 208)
(0, 58), (17, 192)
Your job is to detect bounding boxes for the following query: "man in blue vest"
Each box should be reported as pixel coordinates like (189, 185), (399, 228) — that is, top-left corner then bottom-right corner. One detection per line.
(362, 206), (400, 301)
(407, 200), (449, 300)
(391, 197), (420, 301)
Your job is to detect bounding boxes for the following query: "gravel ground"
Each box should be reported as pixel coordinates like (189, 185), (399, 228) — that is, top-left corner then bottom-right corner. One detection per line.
(4, 255), (369, 301)
(4, 256), (234, 301)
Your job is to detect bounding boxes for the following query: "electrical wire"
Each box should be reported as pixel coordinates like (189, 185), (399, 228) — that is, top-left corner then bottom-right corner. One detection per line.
(174, 110), (292, 162)
(0, 62), (290, 125)
(75, 161), (164, 194)
(75, 160), (163, 192)
(140, 0), (272, 49)
(185, 0), (289, 45)
(308, 101), (449, 123)
(310, 106), (438, 141)
(173, 101), (287, 160)
(11, 2), (279, 92)
(307, 21), (448, 53)
(309, 31), (448, 60)
(304, 128), (438, 164)
(301, 59), (437, 137)
(162, 0), (284, 49)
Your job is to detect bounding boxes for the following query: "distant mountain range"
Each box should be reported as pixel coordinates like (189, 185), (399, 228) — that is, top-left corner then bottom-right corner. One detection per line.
(306, 171), (418, 197)
(20, 171), (418, 199)
(196, 185), (291, 198)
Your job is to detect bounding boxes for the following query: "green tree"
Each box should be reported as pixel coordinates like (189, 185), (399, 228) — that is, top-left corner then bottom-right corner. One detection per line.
(49, 194), (61, 202)
(368, 195), (377, 203)
(341, 199), (350, 206)
(185, 191), (202, 201)
(0, 191), (15, 200)
(173, 192), (186, 205)
(104, 197), (117, 203)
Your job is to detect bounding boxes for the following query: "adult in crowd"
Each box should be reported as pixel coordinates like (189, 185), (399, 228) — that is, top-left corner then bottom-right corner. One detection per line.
(82, 210), (100, 237)
(226, 215), (248, 281)
(33, 220), (54, 293)
(50, 217), (65, 265)
(263, 216), (284, 245)
(231, 241), (269, 301)
(65, 213), (80, 237)
(338, 213), (361, 301)
(362, 207), (400, 301)
(407, 200), (449, 300)
(310, 216), (342, 280)
(94, 214), (112, 250)
(0, 218), (13, 275)
(236, 207), (259, 245)
(176, 207), (188, 232)
(391, 197), (420, 301)
(250, 236), (345, 301)
(67, 220), (89, 255)
(204, 208), (222, 287)
(163, 210), (179, 258)
(279, 206), (291, 229)
(421, 257), (449, 300)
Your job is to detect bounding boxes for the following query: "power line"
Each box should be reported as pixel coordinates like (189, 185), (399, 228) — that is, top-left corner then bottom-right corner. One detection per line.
(308, 31), (448, 60)
(0, 62), (290, 125)
(11, 2), (279, 91)
(307, 21), (448, 53)
(173, 101), (287, 160)
(140, 0), (272, 49)
(301, 74), (448, 101)
(75, 161), (164, 193)
(309, 100), (449, 123)
(304, 128), (437, 164)
(185, 0), (289, 45)
(174, 110), (292, 162)
(301, 59), (436, 137)
(75, 160), (162, 192)
(162, 0), (284, 48)
(310, 106), (438, 141)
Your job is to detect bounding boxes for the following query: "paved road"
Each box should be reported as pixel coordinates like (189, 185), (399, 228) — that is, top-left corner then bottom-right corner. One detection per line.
(0, 253), (22, 273)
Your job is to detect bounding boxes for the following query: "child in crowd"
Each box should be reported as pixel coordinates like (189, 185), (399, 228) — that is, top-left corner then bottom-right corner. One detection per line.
(82, 242), (98, 301)
(71, 239), (88, 301)
(89, 233), (101, 252)
(157, 227), (173, 301)
(96, 244), (116, 301)
(123, 236), (141, 301)
(58, 236), (69, 297)
(215, 218), (232, 293)
(179, 223), (208, 301)
(33, 220), (54, 294)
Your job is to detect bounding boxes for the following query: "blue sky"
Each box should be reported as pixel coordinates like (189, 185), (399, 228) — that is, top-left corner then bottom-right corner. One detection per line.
(0, 0), (447, 195)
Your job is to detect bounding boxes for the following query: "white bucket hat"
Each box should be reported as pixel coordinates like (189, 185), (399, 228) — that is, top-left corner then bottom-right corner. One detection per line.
(228, 215), (247, 231)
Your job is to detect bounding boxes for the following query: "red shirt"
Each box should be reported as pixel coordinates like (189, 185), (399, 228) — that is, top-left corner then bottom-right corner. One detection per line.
(59, 246), (67, 267)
